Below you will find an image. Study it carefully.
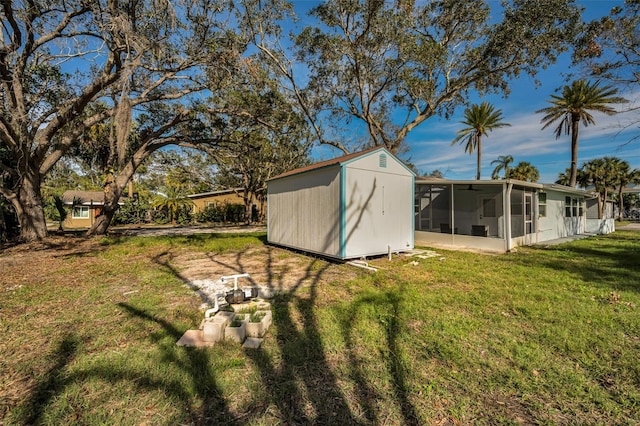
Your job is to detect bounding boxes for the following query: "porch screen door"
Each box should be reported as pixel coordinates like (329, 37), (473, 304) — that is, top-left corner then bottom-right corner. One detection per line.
(524, 192), (534, 243)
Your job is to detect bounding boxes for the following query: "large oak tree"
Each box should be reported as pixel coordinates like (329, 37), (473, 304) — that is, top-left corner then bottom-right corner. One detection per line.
(241, 0), (582, 155)
(0, 0), (240, 241)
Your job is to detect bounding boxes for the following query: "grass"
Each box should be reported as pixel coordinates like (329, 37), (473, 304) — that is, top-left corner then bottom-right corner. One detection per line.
(1, 231), (639, 424)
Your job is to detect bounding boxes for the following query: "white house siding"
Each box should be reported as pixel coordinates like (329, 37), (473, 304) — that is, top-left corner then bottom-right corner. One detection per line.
(585, 218), (615, 234)
(267, 167), (342, 257)
(343, 162), (414, 258)
(537, 189), (585, 241)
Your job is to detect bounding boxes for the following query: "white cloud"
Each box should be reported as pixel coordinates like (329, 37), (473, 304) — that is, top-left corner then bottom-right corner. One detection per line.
(405, 89), (640, 181)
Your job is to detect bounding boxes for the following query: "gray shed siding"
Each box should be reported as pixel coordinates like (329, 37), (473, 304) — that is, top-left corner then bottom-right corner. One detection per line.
(267, 167), (342, 257)
(267, 148), (414, 259)
(343, 156), (414, 258)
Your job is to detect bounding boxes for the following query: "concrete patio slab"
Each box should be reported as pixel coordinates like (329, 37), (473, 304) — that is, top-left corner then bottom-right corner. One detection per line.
(176, 329), (215, 348)
(242, 337), (263, 349)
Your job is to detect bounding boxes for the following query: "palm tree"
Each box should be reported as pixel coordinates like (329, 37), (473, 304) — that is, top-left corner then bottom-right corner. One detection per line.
(608, 158), (640, 221)
(537, 79), (627, 187)
(556, 168), (572, 186)
(152, 185), (194, 224)
(491, 155), (514, 179)
(451, 102), (511, 180)
(506, 162), (540, 182)
(579, 157), (617, 219)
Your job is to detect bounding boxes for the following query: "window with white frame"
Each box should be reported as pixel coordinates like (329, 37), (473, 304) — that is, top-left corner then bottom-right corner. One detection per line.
(539, 192), (547, 217)
(579, 199), (584, 216)
(72, 206), (89, 218)
(564, 197), (583, 217)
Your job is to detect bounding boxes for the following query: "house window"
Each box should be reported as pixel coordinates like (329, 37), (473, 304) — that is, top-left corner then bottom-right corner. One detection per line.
(565, 197), (581, 217)
(72, 206), (89, 218)
(539, 192), (547, 217)
(379, 154), (387, 168)
(579, 199), (584, 216)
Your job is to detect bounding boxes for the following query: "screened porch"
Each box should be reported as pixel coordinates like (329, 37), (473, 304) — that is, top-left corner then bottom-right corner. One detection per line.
(414, 180), (542, 252)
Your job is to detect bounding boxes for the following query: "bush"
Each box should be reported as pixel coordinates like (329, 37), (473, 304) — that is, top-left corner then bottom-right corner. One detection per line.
(113, 199), (150, 225)
(196, 202), (245, 224)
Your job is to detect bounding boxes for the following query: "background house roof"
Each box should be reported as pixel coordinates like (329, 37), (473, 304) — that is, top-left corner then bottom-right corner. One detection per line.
(622, 185), (640, 194)
(187, 188), (244, 199)
(62, 190), (126, 205)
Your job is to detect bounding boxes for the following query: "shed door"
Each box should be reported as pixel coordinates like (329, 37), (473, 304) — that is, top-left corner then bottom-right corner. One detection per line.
(344, 171), (412, 258)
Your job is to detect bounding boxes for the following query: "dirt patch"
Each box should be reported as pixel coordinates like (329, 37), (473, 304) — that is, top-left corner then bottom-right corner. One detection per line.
(0, 234), (355, 304)
(164, 244), (354, 297)
(0, 235), (108, 289)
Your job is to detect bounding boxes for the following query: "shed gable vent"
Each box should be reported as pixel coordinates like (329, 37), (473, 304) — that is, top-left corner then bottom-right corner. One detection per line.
(379, 153), (387, 168)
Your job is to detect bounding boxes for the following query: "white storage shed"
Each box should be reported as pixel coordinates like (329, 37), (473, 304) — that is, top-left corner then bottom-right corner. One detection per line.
(267, 147), (415, 260)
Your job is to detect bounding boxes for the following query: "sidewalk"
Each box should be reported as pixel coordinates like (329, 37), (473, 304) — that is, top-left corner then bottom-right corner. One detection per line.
(616, 223), (640, 231)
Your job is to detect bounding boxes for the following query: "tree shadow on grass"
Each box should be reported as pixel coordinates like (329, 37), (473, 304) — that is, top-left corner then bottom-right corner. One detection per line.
(14, 308), (236, 425)
(116, 302), (236, 424)
(338, 284), (422, 426)
(243, 252), (363, 424)
(18, 333), (81, 425)
(151, 242), (363, 423)
(516, 235), (640, 293)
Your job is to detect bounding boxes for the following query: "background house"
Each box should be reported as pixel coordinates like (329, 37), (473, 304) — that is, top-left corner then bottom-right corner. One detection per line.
(188, 188), (246, 213)
(61, 190), (125, 229)
(188, 188), (263, 223)
(267, 147), (415, 260)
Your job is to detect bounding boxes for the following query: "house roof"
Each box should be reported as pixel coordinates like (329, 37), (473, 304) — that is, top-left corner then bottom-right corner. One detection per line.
(622, 185), (640, 194)
(188, 188), (244, 199)
(415, 178), (544, 189)
(542, 183), (597, 197)
(62, 190), (106, 205)
(414, 179), (598, 198)
(62, 190), (126, 206)
(268, 146), (394, 181)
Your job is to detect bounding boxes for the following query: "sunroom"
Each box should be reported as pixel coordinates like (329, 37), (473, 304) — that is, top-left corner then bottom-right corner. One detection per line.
(414, 179), (544, 252)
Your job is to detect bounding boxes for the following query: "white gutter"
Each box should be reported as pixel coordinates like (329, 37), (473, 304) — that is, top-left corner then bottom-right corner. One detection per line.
(505, 182), (513, 251)
(450, 183), (455, 243)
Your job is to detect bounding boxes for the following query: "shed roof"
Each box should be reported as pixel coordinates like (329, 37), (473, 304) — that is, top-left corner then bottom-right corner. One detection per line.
(268, 147), (399, 181)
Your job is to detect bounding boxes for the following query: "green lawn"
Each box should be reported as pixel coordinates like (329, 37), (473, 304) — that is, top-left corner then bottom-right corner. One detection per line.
(1, 231), (639, 425)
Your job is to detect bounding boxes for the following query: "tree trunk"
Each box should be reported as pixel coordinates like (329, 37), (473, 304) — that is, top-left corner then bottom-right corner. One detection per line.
(569, 116), (580, 187)
(242, 191), (254, 225)
(618, 188), (624, 221)
(0, 203), (6, 242)
(88, 180), (123, 235)
(598, 195), (604, 220)
(600, 189), (608, 220)
(12, 171), (48, 241)
(87, 169), (132, 235)
(476, 136), (482, 180)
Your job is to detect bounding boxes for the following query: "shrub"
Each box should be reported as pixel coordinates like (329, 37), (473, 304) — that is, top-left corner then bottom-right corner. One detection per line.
(196, 202), (244, 224)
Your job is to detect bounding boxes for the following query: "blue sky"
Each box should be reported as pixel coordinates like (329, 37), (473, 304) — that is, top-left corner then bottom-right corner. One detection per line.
(295, 0), (640, 183)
